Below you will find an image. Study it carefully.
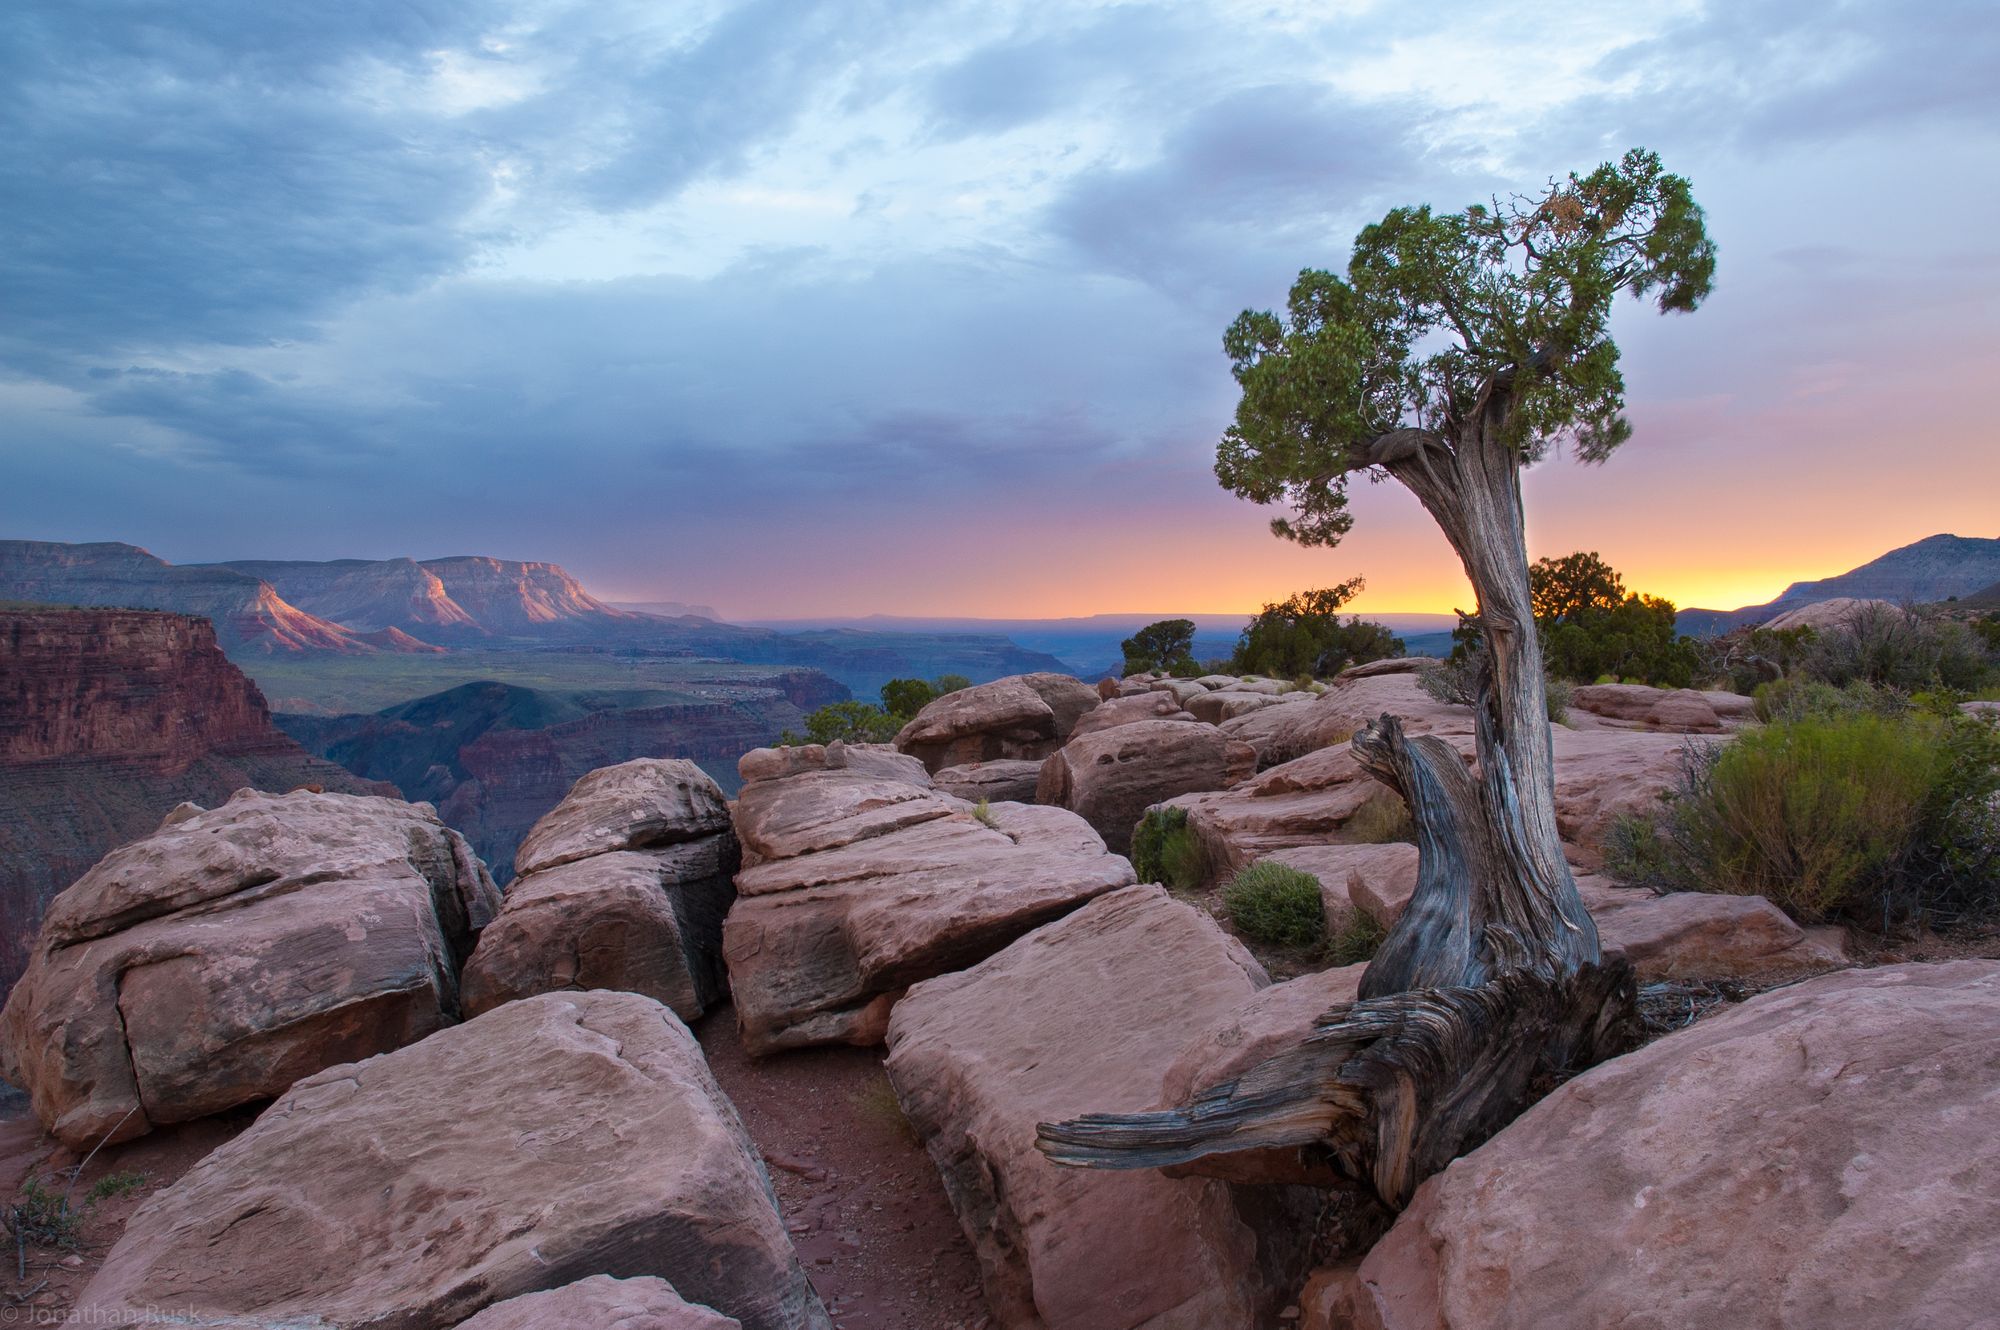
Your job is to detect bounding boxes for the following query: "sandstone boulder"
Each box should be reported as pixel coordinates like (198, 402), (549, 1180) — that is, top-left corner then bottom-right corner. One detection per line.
(725, 756), (1135, 1053)
(1568, 683), (1751, 733)
(461, 842), (738, 1021)
(1334, 657), (1429, 680)
(458, 1276), (741, 1329)
(1161, 961), (1367, 1106)
(0, 789), (500, 1148)
(930, 758), (1044, 804)
(1762, 596), (1898, 633)
(1220, 671), (1471, 770)
(1325, 961), (2000, 1330)
(885, 885), (1286, 1329)
(1145, 678), (1209, 705)
(1034, 717), (1257, 855)
(893, 673), (1099, 772)
(79, 992), (827, 1330)
(512, 757), (730, 877)
(1068, 688), (1195, 737)
(1580, 878), (1847, 981)
(462, 761), (740, 1021)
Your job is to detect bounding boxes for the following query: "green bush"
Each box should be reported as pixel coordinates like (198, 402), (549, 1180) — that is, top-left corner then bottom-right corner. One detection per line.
(1222, 863), (1326, 948)
(1606, 710), (2000, 926)
(1325, 910), (1386, 966)
(1131, 807), (1206, 891)
(1232, 580), (1404, 679)
(972, 797), (998, 828)
(5, 1177), (82, 1251)
(1529, 552), (1699, 686)
(779, 699), (902, 746)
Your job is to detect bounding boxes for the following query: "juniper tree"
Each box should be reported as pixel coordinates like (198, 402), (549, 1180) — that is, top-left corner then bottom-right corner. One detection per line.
(1042, 150), (1716, 1211)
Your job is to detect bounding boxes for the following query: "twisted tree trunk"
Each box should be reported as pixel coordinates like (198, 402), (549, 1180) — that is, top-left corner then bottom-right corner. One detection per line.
(1037, 412), (1637, 1210)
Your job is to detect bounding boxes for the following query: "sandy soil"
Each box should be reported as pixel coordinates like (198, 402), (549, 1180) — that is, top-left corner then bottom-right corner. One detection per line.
(697, 1006), (991, 1330)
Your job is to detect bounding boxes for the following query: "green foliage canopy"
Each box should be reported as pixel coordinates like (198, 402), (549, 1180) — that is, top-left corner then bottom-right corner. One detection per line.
(1214, 149), (1716, 547)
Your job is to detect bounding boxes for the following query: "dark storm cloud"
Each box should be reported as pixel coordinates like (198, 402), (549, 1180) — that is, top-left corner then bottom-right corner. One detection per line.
(0, 0), (902, 369)
(1046, 86), (1449, 301)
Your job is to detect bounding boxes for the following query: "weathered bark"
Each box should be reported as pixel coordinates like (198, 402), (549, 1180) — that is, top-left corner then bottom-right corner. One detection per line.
(1035, 408), (1635, 1211)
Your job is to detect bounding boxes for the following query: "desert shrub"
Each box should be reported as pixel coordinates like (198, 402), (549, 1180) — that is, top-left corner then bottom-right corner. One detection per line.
(1222, 863), (1326, 948)
(972, 797), (998, 828)
(1751, 677), (1906, 725)
(4, 1177), (82, 1251)
(1606, 711), (2000, 926)
(934, 673), (972, 695)
(1325, 909), (1387, 966)
(879, 677), (939, 720)
(1131, 806), (1205, 891)
(1527, 552), (1700, 686)
(1347, 790), (1416, 844)
(1804, 604), (1997, 693)
(1168, 656), (1202, 678)
(779, 700), (902, 746)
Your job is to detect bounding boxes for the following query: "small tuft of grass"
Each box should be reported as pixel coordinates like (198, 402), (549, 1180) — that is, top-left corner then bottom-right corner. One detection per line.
(851, 1074), (919, 1147)
(971, 797), (999, 829)
(1324, 910), (1386, 966)
(1221, 863), (1326, 949)
(85, 1170), (147, 1202)
(1346, 790), (1416, 845)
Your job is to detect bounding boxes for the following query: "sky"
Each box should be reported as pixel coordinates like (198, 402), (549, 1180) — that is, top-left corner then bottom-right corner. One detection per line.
(3, 0), (1996, 619)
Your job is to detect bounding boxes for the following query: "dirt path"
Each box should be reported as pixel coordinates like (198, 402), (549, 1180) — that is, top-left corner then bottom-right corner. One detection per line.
(697, 1005), (990, 1330)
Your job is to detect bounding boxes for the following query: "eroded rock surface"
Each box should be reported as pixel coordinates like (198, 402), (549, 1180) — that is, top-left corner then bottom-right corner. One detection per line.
(79, 992), (828, 1330)
(724, 749), (1134, 1054)
(931, 759), (1044, 804)
(0, 789), (498, 1148)
(1322, 962), (2000, 1330)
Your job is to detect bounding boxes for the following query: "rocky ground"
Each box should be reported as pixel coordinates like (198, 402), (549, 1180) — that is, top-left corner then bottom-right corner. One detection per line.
(0, 666), (1993, 1328)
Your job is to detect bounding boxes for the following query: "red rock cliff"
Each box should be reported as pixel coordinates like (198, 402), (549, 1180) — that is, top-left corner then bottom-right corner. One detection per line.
(0, 608), (389, 995)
